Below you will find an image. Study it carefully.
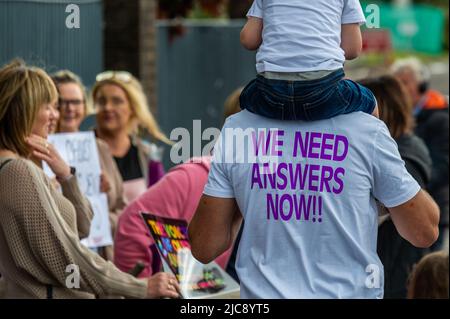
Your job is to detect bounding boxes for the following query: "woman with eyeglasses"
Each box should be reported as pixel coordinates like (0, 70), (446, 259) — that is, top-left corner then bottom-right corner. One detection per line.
(51, 71), (87, 134)
(51, 70), (127, 261)
(92, 71), (171, 203)
(0, 60), (180, 299)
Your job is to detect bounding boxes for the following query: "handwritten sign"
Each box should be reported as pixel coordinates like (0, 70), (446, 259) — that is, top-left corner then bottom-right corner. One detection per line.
(80, 194), (112, 248)
(44, 132), (113, 248)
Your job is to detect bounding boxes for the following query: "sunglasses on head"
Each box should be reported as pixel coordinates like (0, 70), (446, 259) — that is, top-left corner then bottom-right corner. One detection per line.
(96, 71), (133, 84)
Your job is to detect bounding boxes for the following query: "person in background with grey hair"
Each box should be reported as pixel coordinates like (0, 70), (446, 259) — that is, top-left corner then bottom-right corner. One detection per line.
(392, 57), (449, 251)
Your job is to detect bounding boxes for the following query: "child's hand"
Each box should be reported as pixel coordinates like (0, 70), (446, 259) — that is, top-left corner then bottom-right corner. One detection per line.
(240, 17), (263, 51)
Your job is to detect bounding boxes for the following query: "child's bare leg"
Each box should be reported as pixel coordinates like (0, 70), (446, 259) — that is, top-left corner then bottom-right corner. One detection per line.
(372, 102), (380, 119)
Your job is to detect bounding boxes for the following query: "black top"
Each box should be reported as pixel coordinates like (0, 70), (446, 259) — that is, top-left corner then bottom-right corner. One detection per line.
(396, 133), (432, 188)
(415, 108), (449, 225)
(114, 143), (144, 182)
(377, 133), (433, 299)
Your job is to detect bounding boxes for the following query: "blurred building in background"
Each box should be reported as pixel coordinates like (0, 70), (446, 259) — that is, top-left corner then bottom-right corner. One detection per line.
(103, 0), (158, 114)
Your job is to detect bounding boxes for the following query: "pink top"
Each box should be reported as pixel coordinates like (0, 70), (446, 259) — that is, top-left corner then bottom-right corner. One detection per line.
(122, 178), (148, 203)
(114, 157), (233, 278)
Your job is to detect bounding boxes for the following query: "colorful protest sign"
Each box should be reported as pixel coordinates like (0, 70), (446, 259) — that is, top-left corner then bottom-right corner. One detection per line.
(141, 213), (190, 280)
(141, 212), (240, 299)
(44, 132), (113, 248)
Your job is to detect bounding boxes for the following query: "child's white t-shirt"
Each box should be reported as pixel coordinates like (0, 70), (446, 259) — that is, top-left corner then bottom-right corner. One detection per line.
(248, 0), (366, 73)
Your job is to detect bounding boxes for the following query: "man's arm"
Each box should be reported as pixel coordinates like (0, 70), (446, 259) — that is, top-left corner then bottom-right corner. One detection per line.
(240, 17), (263, 51)
(189, 195), (243, 264)
(341, 23), (363, 60)
(389, 190), (440, 248)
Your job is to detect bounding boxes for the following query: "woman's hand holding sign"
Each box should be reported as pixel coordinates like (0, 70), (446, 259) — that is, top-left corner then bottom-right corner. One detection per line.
(146, 272), (181, 299)
(100, 172), (111, 193)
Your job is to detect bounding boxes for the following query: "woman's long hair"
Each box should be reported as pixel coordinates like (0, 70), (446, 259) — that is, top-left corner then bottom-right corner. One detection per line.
(360, 75), (415, 140)
(92, 73), (172, 145)
(0, 59), (58, 156)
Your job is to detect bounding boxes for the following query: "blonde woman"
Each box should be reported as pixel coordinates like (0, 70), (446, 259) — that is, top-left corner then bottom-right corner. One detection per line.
(93, 71), (170, 203)
(51, 70), (125, 261)
(223, 87), (244, 121)
(0, 60), (179, 299)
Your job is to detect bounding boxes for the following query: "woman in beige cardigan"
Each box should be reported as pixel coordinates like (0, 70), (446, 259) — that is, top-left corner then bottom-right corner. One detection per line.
(0, 60), (179, 299)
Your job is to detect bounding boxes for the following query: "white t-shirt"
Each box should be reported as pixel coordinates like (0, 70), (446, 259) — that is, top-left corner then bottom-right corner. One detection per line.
(247, 0), (366, 73)
(204, 110), (420, 299)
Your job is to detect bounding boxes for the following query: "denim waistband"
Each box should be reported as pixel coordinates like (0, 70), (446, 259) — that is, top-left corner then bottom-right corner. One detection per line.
(257, 68), (345, 89)
(260, 70), (337, 81)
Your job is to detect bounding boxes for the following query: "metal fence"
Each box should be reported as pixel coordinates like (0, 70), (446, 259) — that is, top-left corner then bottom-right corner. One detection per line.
(0, 0), (103, 87)
(156, 20), (256, 167)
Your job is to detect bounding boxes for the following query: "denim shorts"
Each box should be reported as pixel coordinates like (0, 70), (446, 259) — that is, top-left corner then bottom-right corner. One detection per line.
(239, 69), (377, 121)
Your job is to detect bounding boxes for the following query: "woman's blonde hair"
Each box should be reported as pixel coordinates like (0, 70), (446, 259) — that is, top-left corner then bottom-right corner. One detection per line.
(0, 59), (58, 156)
(51, 69), (91, 114)
(359, 75), (414, 139)
(224, 87), (243, 121)
(92, 73), (172, 145)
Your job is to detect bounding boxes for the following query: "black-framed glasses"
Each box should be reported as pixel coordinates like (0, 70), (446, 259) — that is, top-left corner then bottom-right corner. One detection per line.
(57, 98), (85, 109)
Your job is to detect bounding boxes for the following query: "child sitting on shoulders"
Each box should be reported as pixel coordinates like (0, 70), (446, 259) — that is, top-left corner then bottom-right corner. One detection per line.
(240, 0), (378, 121)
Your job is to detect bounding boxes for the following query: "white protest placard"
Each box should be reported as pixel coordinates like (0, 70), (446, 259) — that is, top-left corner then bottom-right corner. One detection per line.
(44, 132), (113, 248)
(81, 194), (112, 248)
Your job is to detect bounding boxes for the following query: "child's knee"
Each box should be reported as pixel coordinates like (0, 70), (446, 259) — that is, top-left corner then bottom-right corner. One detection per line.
(372, 104), (380, 119)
